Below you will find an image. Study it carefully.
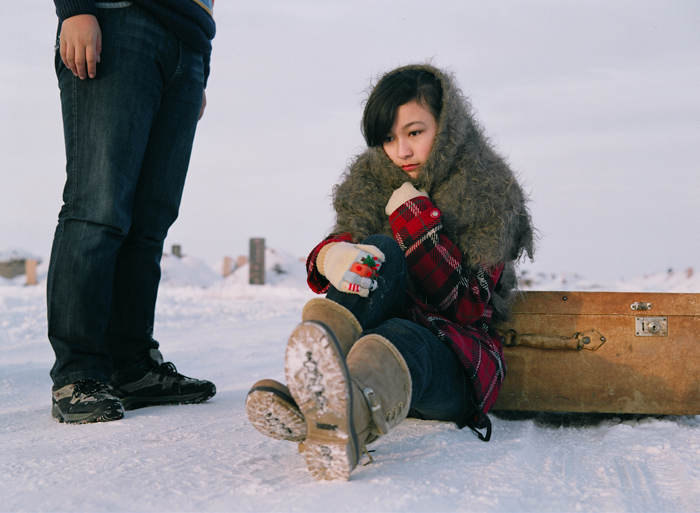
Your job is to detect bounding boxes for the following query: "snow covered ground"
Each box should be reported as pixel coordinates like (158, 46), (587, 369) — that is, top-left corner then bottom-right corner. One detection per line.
(1, 250), (699, 512)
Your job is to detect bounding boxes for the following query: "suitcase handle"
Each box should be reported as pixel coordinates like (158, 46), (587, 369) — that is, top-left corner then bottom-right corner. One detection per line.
(502, 329), (607, 351)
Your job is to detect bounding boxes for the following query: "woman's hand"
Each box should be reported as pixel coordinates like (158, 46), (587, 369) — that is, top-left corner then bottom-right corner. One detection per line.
(319, 242), (385, 297)
(385, 182), (429, 215)
(60, 14), (102, 79)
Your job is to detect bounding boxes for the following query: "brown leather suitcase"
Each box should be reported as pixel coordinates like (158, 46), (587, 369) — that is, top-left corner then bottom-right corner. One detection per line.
(494, 291), (700, 415)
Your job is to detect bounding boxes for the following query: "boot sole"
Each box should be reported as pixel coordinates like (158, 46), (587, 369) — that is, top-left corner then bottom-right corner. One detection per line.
(246, 384), (307, 442)
(285, 321), (359, 481)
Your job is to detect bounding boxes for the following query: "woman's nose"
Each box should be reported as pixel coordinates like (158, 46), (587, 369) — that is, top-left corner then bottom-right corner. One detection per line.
(398, 138), (413, 159)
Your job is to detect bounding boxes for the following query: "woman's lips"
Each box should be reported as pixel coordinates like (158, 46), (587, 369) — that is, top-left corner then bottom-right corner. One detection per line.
(402, 164), (419, 171)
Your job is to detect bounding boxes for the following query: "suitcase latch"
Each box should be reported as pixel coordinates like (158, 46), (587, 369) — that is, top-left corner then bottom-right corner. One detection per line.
(630, 302), (652, 311)
(635, 317), (667, 337)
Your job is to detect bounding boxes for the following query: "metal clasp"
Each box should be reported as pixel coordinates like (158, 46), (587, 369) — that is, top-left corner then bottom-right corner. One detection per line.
(635, 317), (667, 337)
(631, 302), (652, 311)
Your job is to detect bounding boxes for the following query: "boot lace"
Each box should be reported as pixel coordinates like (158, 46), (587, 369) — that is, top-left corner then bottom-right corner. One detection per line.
(156, 362), (181, 377)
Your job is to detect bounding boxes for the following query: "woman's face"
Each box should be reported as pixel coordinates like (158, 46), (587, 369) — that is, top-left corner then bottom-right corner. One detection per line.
(382, 100), (438, 179)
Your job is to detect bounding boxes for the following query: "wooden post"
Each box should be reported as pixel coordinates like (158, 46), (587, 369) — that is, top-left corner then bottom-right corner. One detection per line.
(222, 256), (233, 277)
(249, 238), (265, 285)
(236, 255), (248, 268)
(172, 245), (182, 258)
(25, 259), (37, 286)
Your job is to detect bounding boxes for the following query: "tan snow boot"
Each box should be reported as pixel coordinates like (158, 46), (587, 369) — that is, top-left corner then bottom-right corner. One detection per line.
(245, 379), (307, 442)
(246, 298), (362, 443)
(285, 332), (411, 481)
(299, 297), (363, 355)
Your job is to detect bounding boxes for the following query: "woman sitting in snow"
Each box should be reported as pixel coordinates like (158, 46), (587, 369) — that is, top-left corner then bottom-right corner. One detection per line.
(245, 63), (534, 481)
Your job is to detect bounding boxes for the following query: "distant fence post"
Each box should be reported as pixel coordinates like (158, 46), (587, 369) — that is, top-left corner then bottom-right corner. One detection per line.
(222, 256), (234, 277)
(25, 259), (38, 286)
(236, 255), (248, 268)
(172, 245), (182, 258)
(249, 238), (265, 285)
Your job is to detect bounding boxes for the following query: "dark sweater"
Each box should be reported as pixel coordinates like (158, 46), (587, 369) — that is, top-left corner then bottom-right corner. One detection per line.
(53, 0), (215, 83)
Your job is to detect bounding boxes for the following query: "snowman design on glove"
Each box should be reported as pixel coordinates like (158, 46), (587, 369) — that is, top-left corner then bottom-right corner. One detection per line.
(342, 253), (382, 294)
(321, 242), (385, 298)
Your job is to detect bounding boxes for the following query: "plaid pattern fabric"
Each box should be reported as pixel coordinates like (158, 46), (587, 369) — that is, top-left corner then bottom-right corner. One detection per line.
(306, 196), (506, 431)
(389, 197), (506, 428)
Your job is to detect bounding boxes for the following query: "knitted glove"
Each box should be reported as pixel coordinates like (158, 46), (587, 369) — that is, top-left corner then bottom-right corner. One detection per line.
(318, 242), (385, 297)
(385, 182), (429, 215)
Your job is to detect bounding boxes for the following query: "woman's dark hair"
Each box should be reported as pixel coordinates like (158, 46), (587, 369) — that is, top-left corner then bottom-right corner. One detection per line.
(362, 69), (443, 147)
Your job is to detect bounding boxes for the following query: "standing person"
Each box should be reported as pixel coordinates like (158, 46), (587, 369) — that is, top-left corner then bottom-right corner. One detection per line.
(49, 0), (217, 424)
(245, 63), (535, 481)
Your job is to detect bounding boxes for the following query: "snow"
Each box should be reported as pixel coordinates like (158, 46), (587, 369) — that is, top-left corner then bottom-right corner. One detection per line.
(2, 249), (699, 512)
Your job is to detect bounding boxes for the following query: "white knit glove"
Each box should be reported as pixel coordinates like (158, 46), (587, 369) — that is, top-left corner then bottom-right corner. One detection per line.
(385, 182), (429, 215)
(319, 242), (385, 297)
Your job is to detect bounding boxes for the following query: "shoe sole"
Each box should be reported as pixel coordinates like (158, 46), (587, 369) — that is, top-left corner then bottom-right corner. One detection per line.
(246, 383), (307, 442)
(118, 387), (216, 411)
(284, 321), (358, 481)
(51, 402), (125, 424)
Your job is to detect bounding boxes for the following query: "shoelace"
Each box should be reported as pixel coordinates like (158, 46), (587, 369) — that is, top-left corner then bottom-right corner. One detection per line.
(157, 362), (182, 377)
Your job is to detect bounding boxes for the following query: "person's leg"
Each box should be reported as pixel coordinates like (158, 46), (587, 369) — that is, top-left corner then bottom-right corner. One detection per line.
(106, 36), (205, 380)
(325, 234), (408, 330)
(106, 38), (217, 408)
(48, 3), (168, 388)
(364, 318), (470, 423)
(71, 6), (216, 409)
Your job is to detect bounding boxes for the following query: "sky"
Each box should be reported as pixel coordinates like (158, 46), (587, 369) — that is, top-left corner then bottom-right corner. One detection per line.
(1, 1), (698, 283)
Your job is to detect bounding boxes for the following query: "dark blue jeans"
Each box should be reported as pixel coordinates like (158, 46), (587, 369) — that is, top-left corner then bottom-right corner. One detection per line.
(48, 3), (205, 388)
(327, 235), (471, 424)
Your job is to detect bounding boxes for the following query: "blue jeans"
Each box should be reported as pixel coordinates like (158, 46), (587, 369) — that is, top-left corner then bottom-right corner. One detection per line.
(48, 3), (205, 388)
(327, 235), (471, 424)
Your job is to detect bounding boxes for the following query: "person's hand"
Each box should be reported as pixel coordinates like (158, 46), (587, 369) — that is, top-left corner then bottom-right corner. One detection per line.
(60, 14), (102, 79)
(385, 182), (429, 215)
(320, 242), (385, 297)
(198, 90), (207, 120)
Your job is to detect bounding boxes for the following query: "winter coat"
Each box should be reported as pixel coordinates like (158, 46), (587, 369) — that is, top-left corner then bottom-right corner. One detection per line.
(306, 64), (534, 439)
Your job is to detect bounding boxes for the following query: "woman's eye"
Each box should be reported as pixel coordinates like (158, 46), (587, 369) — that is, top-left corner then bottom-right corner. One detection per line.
(383, 136), (395, 143)
(409, 130), (422, 137)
